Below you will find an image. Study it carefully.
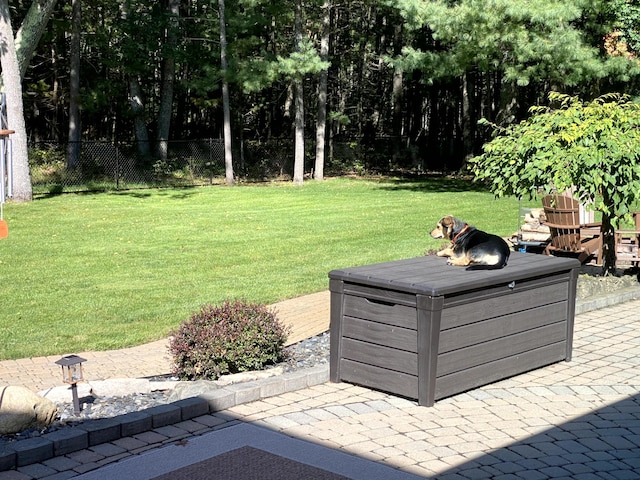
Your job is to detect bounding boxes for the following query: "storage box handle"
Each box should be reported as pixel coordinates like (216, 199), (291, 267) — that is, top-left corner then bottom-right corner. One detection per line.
(365, 298), (397, 307)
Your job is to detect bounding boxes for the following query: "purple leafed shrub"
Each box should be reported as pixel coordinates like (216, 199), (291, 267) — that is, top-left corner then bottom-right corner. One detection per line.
(169, 300), (291, 381)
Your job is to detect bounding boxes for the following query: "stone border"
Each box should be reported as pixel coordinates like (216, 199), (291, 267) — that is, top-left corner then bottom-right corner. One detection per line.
(0, 365), (329, 471)
(575, 286), (640, 315)
(2, 287), (640, 472)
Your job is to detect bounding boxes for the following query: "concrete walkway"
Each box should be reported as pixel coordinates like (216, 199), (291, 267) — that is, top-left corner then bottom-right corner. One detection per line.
(2, 290), (640, 479)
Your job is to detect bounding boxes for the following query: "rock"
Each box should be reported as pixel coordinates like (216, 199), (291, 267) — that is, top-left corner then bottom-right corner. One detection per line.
(167, 380), (219, 402)
(214, 366), (284, 386)
(39, 378), (180, 403)
(0, 386), (58, 435)
(93, 378), (179, 395)
(166, 367), (285, 402)
(39, 383), (92, 403)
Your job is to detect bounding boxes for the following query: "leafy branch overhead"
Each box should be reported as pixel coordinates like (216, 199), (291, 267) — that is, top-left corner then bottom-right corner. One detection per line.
(470, 92), (640, 272)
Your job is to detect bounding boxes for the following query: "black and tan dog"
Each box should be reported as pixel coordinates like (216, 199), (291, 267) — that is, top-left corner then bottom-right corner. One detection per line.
(430, 215), (510, 270)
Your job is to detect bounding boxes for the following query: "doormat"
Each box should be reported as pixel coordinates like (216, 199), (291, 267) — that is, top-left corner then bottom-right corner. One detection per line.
(75, 423), (423, 480)
(150, 445), (350, 480)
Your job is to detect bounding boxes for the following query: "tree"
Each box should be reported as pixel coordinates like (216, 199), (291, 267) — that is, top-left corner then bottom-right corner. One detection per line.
(388, 0), (630, 162)
(293, 0), (305, 185)
(15, 0), (59, 80)
(470, 92), (640, 274)
(67, 0), (81, 169)
(219, 0), (234, 185)
(0, 0), (32, 202)
(156, 0), (181, 161)
(313, 0), (330, 181)
(122, 0), (151, 160)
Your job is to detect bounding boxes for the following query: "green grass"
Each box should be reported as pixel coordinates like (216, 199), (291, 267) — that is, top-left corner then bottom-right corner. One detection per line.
(0, 177), (531, 360)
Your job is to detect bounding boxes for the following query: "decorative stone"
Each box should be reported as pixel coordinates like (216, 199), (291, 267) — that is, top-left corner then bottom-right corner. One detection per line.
(39, 378), (179, 404)
(166, 380), (219, 403)
(0, 386), (58, 435)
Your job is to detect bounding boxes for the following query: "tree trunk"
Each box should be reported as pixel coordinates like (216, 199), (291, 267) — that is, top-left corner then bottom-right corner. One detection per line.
(219, 0), (234, 185)
(0, 0), (32, 202)
(15, 0), (59, 80)
(461, 71), (476, 164)
(293, 0), (304, 185)
(122, 1), (151, 161)
(156, 0), (180, 161)
(601, 189), (617, 275)
(314, 0), (330, 181)
(67, 0), (81, 170)
(128, 77), (151, 160)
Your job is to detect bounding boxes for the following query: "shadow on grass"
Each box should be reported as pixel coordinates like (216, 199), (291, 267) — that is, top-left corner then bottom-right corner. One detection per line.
(35, 185), (205, 201)
(372, 173), (491, 194)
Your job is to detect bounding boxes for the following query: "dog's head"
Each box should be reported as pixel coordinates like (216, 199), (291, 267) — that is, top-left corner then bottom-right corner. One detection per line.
(430, 215), (465, 241)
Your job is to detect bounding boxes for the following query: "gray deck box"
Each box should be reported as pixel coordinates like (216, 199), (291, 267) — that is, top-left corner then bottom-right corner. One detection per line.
(329, 253), (580, 406)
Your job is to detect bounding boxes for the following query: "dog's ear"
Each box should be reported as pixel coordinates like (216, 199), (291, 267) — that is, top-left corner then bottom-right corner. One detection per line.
(440, 215), (455, 238)
(441, 215), (455, 227)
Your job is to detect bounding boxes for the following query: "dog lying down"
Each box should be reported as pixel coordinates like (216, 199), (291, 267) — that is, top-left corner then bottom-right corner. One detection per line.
(430, 215), (510, 270)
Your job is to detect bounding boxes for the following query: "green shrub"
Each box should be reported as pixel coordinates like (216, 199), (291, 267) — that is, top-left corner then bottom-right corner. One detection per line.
(168, 300), (290, 380)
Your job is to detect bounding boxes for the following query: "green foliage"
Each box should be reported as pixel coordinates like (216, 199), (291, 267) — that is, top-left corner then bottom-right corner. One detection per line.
(389, 0), (624, 86)
(240, 39), (329, 93)
(168, 300), (290, 380)
(470, 92), (640, 271)
(611, 0), (640, 55)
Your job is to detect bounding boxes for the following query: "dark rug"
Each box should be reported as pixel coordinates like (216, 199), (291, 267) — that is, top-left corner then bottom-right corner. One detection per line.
(150, 445), (351, 480)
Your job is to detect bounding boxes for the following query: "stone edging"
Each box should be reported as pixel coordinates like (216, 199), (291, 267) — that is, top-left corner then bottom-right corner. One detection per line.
(0, 365), (329, 471)
(2, 287), (640, 472)
(575, 286), (640, 315)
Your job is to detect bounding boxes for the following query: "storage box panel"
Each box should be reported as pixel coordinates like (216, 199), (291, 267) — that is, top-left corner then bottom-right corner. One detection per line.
(343, 284), (416, 307)
(343, 294), (417, 329)
(340, 359), (418, 400)
(435, 342), (568, 400)
(342, 338), (417, 375)
(437, 322), (567, 377)
(342, 316), (417, 352)
(441, 282), (569, 330)
(438, 302), (568, 354)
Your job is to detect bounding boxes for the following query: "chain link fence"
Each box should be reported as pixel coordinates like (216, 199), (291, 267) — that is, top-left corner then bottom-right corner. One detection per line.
(29, 139), (228, 194)
(28, 137), (425, 195)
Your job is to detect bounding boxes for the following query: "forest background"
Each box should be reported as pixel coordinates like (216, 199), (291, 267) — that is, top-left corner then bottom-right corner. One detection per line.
(5, 0), (640, 198)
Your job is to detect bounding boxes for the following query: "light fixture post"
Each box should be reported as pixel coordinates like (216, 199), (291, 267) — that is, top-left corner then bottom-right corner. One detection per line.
(55, 355), (86, 415)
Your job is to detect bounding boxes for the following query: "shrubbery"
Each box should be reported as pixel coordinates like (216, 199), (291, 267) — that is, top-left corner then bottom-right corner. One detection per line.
(169, 300), (290, 380)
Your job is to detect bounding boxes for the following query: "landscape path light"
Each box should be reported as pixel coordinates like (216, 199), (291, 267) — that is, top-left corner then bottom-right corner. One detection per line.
(55, 355), (86, 415)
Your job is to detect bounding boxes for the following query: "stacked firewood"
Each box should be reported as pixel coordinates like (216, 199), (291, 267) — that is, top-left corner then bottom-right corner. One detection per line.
(518, 208), (551, 243)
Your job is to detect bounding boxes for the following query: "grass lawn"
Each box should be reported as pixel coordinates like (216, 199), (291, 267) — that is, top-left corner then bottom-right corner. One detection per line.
(0, 176), (531, 360)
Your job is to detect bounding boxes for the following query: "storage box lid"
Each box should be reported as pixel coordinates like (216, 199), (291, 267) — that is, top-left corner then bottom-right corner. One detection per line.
(329, 252), (580, 296)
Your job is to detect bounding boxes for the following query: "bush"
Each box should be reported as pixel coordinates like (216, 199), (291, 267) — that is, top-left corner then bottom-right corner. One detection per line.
(168, 300), (291, 380)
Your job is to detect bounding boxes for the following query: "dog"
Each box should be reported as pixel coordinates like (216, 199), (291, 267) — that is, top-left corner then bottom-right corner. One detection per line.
(430, 215), (510, 270)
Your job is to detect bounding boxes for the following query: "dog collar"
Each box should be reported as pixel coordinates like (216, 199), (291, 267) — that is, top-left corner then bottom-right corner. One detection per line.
(451, 225), (470, 244)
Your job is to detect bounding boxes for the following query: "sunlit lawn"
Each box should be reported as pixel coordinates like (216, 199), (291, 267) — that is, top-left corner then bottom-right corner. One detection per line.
(0, 176), (530, 359)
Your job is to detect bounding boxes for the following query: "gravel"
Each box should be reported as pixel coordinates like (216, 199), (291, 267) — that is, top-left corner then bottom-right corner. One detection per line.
(2, 268), (637, 444)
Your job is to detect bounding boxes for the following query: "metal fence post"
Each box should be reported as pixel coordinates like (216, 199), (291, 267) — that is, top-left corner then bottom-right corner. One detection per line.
(115, 142), (120, 190)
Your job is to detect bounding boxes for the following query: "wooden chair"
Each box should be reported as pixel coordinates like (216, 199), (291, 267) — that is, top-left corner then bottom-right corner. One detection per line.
(541, 195), (603, 265)
(615, 213), (640, 268)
